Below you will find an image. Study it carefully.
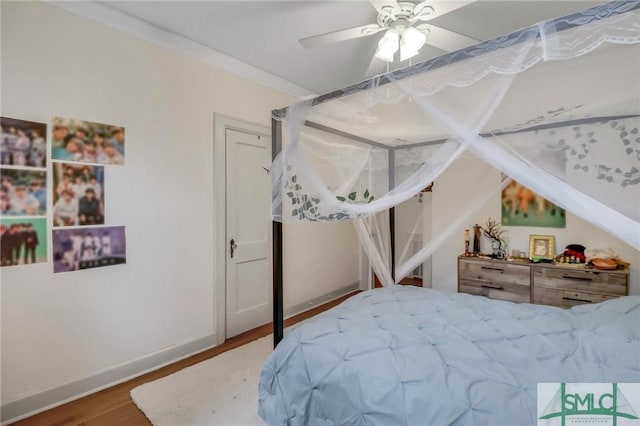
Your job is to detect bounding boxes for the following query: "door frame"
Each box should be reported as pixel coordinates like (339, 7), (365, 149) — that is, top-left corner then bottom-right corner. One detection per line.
(214, 113), (271, 344)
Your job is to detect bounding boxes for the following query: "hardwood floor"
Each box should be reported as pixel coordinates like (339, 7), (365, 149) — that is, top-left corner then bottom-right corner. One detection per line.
(12, 291), (359, 426)
(374, 275), (423, 288)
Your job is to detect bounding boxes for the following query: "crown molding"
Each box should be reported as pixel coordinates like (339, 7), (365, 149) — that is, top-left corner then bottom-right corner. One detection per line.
(45, 1), (315, 98)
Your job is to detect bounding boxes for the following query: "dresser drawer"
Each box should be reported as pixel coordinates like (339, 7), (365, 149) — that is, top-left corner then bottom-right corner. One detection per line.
(459, 280), (530, 303)
(459, 259), (530, 286)
(533, 287), (616, 308)
(458, 258), (530, 303)
(532, 267), (627, 296)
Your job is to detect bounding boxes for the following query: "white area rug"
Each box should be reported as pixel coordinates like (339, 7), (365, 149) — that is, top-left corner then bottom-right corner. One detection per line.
(131, 336), (272, 426)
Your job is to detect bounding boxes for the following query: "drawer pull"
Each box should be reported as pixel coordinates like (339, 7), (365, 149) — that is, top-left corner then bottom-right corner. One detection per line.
(481, 266), (504, 273)
(562, 296), (593, 303)
(481, 284), (504, 291)
(562, 274), (593, 282)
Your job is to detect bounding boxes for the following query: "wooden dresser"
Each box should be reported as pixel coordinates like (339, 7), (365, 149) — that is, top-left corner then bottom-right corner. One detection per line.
(458, 256), (630, 308)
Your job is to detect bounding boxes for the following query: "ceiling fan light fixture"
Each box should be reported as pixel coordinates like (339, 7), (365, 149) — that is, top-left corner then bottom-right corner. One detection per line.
(401, 26), (426, 51)
(375, 29), (400, 62)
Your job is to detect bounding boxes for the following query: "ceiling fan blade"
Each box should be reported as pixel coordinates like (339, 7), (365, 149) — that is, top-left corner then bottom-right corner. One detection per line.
(369, 0), (401, 17)
(421, 24), (480, 52)
(414, 1), (477, 21)
(300, 24), (385, 48)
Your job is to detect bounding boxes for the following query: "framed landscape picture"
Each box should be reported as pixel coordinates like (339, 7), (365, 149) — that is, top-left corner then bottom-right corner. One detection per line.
(501, 180), (566, 228)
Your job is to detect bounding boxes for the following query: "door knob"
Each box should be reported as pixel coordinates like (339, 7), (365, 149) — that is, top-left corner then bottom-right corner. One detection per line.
(230, 238), (237, 258)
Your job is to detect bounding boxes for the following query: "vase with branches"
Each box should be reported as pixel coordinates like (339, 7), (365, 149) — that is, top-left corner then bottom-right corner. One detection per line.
(482, 218), (507, 259)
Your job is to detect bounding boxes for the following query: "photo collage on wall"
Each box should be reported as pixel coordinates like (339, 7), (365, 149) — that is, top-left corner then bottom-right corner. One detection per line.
(50, 117), (126, 273)
(0, 115), (127, 272)
(1, 117), (48, 267)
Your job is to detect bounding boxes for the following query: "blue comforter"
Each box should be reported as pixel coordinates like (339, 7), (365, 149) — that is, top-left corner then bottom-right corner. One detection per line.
(258, 286), (640, 425)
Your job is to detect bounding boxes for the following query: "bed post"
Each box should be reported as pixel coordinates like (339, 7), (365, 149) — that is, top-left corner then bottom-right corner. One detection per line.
(272, 117), (284, 348)
(389, 149), (395, 282)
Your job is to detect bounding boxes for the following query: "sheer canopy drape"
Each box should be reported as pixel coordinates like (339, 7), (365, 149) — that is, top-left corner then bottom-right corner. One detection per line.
(272, 2), (640, 286)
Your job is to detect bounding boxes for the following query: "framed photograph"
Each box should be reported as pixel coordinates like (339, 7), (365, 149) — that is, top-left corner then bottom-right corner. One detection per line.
(52, 117), (124, 165)
(52, 226), (126, 273)
(1, 117), (47, 168)
(502, 179), (565, 228)
(529, 234), (555, 257)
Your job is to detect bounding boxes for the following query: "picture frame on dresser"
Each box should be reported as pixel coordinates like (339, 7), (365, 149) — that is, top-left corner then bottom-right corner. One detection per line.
(529, 234), (555, 257)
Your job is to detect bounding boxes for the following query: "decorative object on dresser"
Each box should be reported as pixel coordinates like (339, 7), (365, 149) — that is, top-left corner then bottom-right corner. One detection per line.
(590, 258), (618, 270)
(464, 229), (470, 255)
(481, 218), (506, 259)
(472, 224), (482, 254)
(458, 256), (629, 308)
(556, 243), (587, 264)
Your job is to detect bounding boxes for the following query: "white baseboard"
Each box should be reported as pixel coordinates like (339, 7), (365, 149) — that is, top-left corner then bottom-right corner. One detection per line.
(1, 333), (218, 425)
(284, 282), (359, 319)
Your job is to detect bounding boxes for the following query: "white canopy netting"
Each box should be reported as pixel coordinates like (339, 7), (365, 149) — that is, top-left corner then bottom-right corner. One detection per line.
(272, 1), (640, 287)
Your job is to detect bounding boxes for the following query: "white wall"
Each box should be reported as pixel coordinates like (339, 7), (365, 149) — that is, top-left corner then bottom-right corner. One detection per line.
(0, 0), (359, 413)
(432, 155), (640, 295)
(284, 222), (360, 308)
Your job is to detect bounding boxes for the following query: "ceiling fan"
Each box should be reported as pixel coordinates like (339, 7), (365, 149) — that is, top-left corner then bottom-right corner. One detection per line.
(300, 1), (480, 64)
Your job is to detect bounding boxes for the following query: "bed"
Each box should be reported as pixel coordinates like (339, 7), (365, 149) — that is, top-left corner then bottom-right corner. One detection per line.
(259, 286), (640, 425)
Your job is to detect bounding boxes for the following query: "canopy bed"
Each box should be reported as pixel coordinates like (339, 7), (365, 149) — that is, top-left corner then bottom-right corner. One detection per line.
(260, 1), (640, 424)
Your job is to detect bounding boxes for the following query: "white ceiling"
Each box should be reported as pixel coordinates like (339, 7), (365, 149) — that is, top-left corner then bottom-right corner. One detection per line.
(98, 1), (601, 95)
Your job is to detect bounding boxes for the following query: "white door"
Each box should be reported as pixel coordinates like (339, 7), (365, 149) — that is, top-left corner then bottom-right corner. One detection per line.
(225, 128), (272, 337)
